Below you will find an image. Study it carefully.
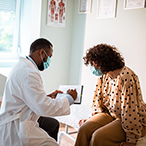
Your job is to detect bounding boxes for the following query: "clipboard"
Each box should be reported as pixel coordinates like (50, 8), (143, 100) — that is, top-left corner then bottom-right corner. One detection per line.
(56, 85), (83, 104)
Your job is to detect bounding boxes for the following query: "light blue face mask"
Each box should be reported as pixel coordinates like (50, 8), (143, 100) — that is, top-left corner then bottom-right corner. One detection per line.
(90, 65), (104, 76)
(41, 50), (51, 70)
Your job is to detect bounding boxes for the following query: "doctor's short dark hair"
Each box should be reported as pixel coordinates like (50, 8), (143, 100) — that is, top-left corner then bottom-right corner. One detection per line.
(83, 44), (125, 73)
(30, 38), (53, 53)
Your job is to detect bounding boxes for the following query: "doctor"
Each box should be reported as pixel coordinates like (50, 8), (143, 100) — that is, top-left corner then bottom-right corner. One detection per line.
(0, 38), (77, 146)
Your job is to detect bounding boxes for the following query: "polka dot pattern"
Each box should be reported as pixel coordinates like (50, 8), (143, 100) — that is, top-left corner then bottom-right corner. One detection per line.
(92, 66), (146, 144)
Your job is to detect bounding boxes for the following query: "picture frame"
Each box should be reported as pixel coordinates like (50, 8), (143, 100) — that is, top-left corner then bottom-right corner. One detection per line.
(97, 0), (117, 19)
(78, 0), (92, 14)
(47, 0), (67, 27)
(124, 0), (146, 10)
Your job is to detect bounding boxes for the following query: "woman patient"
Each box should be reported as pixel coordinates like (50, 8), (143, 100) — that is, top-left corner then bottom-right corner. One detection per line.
(75, 44), (146, 146)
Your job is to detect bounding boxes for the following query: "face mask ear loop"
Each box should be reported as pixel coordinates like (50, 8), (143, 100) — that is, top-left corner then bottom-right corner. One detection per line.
(40, 54), (44, 62)
(44, 50), (48, 58)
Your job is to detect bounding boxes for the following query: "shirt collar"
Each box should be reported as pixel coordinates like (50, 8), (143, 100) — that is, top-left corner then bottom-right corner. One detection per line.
(26, 56), (38, 70)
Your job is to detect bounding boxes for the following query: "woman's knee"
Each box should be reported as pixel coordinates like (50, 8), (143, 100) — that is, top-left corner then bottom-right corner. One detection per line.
(91, 129), (103, 143)
(77, 121), (95, 138)
(90, 129), (110, 146)
(90, 120), (126, 146)
(78, 123), (89, 135)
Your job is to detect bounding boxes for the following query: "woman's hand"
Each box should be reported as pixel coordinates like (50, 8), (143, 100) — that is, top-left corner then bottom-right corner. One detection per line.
(120, 142), (135, 146)
(78, 119), (87, 127)
(47, 90), (63, 99)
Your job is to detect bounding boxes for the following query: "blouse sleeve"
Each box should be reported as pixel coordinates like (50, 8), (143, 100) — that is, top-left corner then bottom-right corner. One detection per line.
(121, 78), (142, 144)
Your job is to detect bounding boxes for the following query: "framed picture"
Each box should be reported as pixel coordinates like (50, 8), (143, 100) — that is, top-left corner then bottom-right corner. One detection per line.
(78, 0), (92, 14)
(47, 0), (67, 27)
(124, 0), (146, 10)
(97, 0), (117, 18)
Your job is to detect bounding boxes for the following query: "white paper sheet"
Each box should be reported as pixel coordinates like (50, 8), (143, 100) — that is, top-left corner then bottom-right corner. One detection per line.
(56, 85), (83, 104)
(124, 0), (145, 9)
(97, 0), (117, 18)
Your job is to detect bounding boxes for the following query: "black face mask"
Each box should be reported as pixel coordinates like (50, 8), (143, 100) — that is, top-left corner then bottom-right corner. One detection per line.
(38, 61), (44, 71)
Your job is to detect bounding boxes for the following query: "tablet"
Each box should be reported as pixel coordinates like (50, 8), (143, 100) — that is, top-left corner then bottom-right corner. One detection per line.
(56, 85), (83, 104)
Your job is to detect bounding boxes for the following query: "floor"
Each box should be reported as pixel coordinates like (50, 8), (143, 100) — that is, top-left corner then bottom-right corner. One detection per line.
(59, 123), (77, 146)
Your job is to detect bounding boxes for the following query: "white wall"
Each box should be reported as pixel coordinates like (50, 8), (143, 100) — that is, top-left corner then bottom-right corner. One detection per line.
(1, 0), (145, 105)
(40, 0), (74, 93)
(79, 0), (146, 104)
(0, 0), (145, 107)
(68, 0), (86, 85)
(40, 0), (146, 104)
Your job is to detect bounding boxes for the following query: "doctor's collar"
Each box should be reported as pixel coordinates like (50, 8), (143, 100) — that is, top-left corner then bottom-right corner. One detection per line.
(26, 56), (39, 70)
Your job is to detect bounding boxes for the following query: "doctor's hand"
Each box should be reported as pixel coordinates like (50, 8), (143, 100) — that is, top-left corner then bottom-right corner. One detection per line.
(67, 89), (77, 100)
(47, 90), (63, 99)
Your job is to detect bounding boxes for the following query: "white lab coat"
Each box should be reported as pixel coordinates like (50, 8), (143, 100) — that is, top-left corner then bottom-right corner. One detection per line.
(0, 57), (70, 146)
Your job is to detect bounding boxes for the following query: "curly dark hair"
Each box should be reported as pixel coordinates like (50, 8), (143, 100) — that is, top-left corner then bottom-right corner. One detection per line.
(83, 44), (125, 73)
